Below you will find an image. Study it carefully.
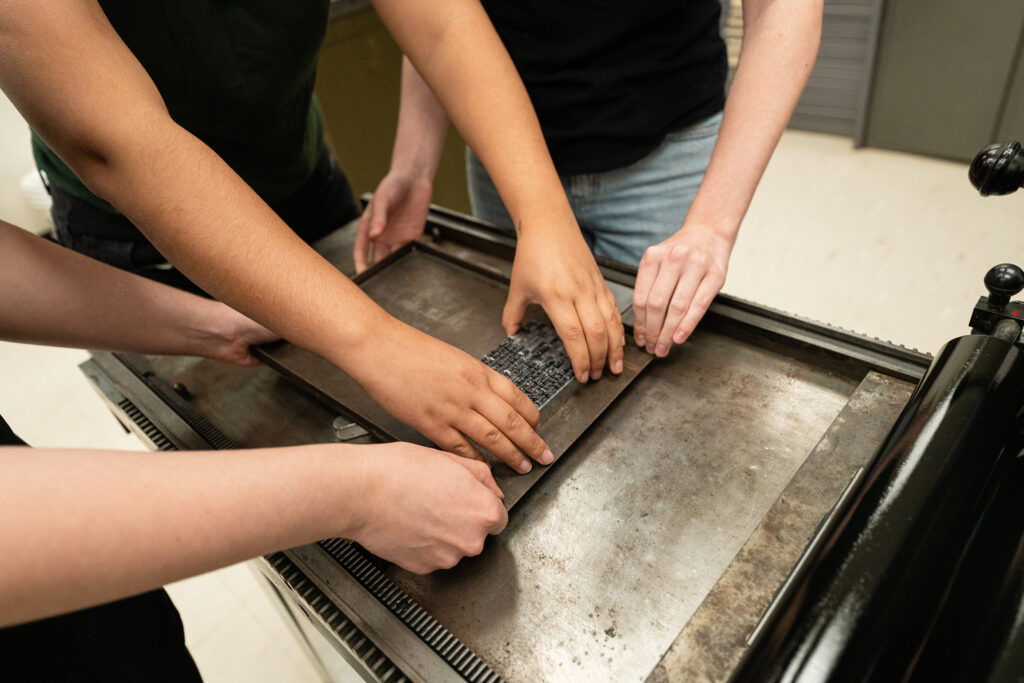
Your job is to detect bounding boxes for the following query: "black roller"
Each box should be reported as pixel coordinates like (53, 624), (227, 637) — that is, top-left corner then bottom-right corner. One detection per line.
(731, 333), (1024, 682)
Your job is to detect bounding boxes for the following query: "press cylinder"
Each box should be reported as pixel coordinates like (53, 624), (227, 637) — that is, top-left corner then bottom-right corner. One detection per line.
(730, 333), (1024, 682)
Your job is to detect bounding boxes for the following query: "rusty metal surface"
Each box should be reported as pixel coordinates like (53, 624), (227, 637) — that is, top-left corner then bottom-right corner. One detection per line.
(254, 243), (651, 505)
(647, 371), (915, 683)
(375, 331), (860, 682)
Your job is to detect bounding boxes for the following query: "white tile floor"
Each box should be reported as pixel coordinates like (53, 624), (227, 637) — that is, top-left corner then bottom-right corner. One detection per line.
(2, 89), (1022, 681)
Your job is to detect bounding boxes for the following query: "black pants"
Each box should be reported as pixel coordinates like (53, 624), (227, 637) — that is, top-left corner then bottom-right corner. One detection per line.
(49, 145), (359, 295)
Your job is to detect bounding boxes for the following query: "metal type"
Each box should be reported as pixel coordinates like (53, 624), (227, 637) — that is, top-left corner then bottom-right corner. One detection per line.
(366, 330), (857, 682)
(420, 204), (932, 383)
(730, 333), (1024, 683)
(254, 242), (653, 507)
(480, 322), (576, 414)
(81, 213), (934, 681)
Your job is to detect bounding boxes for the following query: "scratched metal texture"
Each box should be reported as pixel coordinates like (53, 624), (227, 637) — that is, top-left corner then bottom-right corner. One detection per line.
(378, 330), (860, 682)
(131, 223), (912, 681)
(647, 371), (915, 682)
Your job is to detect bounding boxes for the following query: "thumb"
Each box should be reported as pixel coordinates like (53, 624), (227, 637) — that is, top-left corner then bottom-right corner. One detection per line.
(354, 210), (373, 273)
(502, 290), (528, 336)
(369, 191), (390, 239)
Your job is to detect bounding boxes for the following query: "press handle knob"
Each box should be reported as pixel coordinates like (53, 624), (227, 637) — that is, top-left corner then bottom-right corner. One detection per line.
(969, 142), (1024, 196)
(984, 263), (1024, 308)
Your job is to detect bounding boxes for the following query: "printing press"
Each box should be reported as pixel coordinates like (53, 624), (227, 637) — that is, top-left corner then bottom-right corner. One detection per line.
(81, 152), (1024, 681)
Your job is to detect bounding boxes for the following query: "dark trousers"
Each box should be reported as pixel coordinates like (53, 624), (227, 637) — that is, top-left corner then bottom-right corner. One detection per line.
(48, 145), (359, 295)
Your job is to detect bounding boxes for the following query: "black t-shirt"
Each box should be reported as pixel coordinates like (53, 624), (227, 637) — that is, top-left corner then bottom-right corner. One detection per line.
(0, 415), (201, 682)
(481, 0), (727, 175)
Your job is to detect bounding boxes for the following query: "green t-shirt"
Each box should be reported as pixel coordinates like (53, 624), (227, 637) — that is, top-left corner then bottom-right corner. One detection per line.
(32, 0), (330, 213)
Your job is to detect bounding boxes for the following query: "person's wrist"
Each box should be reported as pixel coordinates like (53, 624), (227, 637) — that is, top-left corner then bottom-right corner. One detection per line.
(307, 444), (376, 541)
(178, 298), (238, 359)
(324, 310), (411, 384)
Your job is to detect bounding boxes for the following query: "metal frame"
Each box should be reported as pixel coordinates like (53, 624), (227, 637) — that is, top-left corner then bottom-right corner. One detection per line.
(82, 208), (934, 681)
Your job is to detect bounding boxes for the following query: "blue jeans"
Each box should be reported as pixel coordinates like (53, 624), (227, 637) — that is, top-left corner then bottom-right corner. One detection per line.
(466, 111), (722, 266)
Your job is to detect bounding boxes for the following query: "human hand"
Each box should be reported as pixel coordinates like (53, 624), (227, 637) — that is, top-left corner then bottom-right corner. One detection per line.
(194, 302), (280, 367)
(350, 319), (552, 473)
(345, 442), (507, 573)
(354, 172), (433, 273)
(633, 225), (734, 357)
(504, 230), (624, 382)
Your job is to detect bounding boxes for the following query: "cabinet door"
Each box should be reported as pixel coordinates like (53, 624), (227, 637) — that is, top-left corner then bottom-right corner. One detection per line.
(864, 0), (1024, 161)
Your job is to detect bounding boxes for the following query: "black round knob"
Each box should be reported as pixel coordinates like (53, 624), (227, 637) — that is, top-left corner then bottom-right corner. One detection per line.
(970, 142), (1024, 196)
(984, 263), (1024, 308)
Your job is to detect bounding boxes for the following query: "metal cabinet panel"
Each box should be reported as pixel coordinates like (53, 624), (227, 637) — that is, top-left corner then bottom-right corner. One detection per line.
(864, 0), (1024, 161)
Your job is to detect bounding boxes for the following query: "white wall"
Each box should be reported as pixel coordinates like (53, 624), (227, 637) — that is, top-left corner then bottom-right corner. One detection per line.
(0, 92), (50, 234)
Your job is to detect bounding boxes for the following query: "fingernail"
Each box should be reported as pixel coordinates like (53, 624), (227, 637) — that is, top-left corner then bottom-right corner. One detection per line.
(613, 359), (623, 374)
(577, 372), (588, 383)
(636, 334), (646, 346)
(590, 370), (602, 381)
(540, 449), (554, 465)
(655, 344), (667, 357)
(646, 344), (655, 354)
(673, 331), (686, 344)
(517, 459), (533, 474)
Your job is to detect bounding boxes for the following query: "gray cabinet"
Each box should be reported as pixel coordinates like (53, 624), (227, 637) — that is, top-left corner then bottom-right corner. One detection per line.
(863, 0), (1024, 161)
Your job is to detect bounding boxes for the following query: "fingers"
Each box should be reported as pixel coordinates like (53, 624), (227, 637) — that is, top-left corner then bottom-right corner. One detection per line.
(445, 453), (505, 500)
(545, 301), (592, 383)
(477, 386), (551, 466)
(633, 251), (660, 348)
(433, 429), (487, 463)
(368, 196), (389, 239)
(373, 240), (396, 263)
(488, 371), (541, 429)
(501, 289), (528, 336)
(652, 265), (703, 357)
(598, 288), (624, 375)
(641, 259), (684, 355)
(575, 294), (610, 380)
(353, 209), (373, 273)
(672, 276), (723, 346)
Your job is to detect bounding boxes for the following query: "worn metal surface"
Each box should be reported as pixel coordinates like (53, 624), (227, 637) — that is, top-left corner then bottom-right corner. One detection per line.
(255, 243), (651, 506)
(368, 330), (858, 682)
(81, 215), (931, 682)
(647, 371), (915, 682)
(732, 336), (1024, 682)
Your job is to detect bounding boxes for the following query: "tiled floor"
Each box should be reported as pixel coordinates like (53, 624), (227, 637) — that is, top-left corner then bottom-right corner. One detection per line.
(2, 87), (1022, 681)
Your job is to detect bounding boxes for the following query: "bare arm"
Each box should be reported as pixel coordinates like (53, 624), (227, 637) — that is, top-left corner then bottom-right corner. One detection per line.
(634, 0), (823, 355)
(355, 56), (449, 272)
(370, 0), (625, 381)
(0, 442), (506, 627)
(0, 1), (550, 472)
(0, 220), (276, 365)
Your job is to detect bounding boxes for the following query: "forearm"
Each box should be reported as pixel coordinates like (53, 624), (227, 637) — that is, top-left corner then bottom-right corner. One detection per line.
(373, 0), (578, 236)
(389, 56), (450, 180)
(683, 0), (822, 240)
(0, 444), (362, 627)
(0, 1), (393, 372)
(0, 220), (238, 355)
